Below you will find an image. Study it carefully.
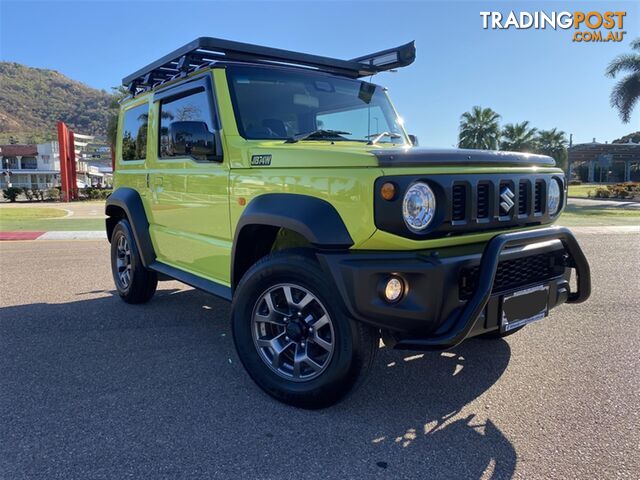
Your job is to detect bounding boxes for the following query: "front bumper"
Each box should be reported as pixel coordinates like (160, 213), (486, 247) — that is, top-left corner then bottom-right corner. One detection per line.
(317, 226), (590, 350)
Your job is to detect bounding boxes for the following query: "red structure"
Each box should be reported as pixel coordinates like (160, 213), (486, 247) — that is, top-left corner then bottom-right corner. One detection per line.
(57, 121), (78, 201)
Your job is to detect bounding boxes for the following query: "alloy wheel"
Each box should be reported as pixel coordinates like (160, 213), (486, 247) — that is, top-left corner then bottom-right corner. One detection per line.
(115, 234), (132, 289)
(251, 283), (335, 382)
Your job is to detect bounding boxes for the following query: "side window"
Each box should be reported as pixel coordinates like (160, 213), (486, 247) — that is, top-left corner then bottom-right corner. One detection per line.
(159, 89), (218, 161)
(121, 103), (149, 161)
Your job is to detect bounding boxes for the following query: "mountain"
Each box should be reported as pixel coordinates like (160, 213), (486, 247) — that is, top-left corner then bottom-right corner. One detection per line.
(0, 62), (113, 144)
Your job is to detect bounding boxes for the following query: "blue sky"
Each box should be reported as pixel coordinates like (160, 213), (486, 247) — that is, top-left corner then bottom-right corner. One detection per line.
(1, 0), (638, 147)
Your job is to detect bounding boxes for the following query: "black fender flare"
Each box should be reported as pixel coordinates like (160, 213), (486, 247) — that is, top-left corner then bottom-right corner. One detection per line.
(105, 188), (156, 267)
(231, 193), (353, 287)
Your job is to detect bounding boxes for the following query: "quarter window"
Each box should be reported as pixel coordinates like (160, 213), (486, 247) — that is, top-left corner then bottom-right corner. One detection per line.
(121, 103), (149, 161)
(159, 89), (218, 161)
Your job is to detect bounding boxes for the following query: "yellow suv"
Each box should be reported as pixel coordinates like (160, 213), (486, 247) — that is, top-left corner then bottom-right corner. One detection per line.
(106, 38), (590, 408)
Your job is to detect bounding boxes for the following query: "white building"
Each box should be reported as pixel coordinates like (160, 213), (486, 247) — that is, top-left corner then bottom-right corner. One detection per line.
(0, 141), (112, 190)
(0, 142), (60, 189)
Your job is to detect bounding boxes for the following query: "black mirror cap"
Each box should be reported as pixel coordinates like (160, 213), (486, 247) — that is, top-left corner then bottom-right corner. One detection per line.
(408, 134), (419, 147)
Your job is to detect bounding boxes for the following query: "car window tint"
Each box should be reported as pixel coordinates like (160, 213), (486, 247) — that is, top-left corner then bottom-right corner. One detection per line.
(121, 103), (149, 161)
(159, 90), (217, 161)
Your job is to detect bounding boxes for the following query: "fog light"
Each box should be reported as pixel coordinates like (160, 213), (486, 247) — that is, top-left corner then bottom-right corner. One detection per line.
(383, 277), (404, 303)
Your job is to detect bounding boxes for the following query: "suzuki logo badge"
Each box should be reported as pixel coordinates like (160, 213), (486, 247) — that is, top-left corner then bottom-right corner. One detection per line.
(500, 186), (515, 214)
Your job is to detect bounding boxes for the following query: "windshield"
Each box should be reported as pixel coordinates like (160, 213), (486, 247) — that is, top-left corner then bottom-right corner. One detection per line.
(226, 65), (407, 144)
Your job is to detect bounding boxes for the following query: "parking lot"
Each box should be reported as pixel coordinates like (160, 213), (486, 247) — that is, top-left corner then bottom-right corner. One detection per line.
(0, 231), (638, 479)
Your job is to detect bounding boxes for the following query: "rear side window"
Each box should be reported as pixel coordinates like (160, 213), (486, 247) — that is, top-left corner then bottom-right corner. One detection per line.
(159, 89), (218, 161)
(121, 103), (149, 161)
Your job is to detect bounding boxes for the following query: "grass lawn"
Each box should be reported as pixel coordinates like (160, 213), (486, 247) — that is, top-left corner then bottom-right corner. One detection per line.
(0, 207), (103, 231)
(0, 217), (104, 231)
(0, 207), (67, 220)
(558, 204), (640, 227)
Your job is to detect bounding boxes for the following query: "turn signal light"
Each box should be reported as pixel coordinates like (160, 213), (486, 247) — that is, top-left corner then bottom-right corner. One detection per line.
(380, 182), (396, 201)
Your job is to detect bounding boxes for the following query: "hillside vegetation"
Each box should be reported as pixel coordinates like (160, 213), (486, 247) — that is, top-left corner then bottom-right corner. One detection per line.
(0, 62), (113, 143)
(612, 131), (640, 144)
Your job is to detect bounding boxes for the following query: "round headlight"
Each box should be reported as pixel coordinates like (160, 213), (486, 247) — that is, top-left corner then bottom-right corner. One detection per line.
(548, 178), (562, 215)
(402, 182), (436, 232)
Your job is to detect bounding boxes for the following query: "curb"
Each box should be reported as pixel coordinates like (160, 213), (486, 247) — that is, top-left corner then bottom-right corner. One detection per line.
(0, 231), (106, 241)
(568, 225), (639, 234)
(568, 197), (640, 208)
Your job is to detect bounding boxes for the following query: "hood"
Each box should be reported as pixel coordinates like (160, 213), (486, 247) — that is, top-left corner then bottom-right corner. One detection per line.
(371, 147), (556, 168)
(246, 140), (381, 168)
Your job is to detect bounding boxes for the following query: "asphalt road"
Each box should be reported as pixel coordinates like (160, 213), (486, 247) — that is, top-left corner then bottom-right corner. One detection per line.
(1, 232), (638, 479)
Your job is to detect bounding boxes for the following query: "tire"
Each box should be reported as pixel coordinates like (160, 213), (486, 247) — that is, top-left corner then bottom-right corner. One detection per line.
(110, 219), (157, 304)
(231, 251), (378, 409)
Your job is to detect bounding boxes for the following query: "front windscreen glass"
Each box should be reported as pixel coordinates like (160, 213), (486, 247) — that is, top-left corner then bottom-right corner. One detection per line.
(226, 65), (407, 144)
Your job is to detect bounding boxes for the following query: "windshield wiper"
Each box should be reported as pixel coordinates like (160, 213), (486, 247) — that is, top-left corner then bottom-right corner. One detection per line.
(366, 132), (403, 145)
(285, 129), (352, 143)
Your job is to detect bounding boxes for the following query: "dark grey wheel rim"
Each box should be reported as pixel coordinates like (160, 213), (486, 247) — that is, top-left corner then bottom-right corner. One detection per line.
(251, 283), (335, 382)
(115, 234), (132, 289)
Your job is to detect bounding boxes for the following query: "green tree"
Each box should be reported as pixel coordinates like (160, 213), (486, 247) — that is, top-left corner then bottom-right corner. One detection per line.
(535, 128), (568, 171)
(3, 187), (22, 202)
(612, 131), (640, 144)
(500, 121), (538, 152)
(458, 106), (501, 150)
(606, 38), (640, 123)
(106, 86), (129, 151)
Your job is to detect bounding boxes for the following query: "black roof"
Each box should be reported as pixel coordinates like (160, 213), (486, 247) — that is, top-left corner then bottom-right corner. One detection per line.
(122, 37), (416, 94)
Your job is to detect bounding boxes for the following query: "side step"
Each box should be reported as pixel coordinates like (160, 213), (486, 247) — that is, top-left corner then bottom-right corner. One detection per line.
(149, 261), (232, 301)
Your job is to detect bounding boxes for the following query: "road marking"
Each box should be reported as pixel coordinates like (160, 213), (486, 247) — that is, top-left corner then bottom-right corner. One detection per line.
(0, 231), (45, 241)
(37, 231), (107, 240)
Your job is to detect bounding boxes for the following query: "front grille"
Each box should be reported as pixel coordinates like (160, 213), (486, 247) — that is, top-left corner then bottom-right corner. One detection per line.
(534, 180), (544, 213)
(374, 173), (561, 239)
(518, 181), (528, 215)
(477, 183), (490, 219)
(452, 184), (466, 221)
(449, 176), (553, 225)
(458, 251), (565, 300)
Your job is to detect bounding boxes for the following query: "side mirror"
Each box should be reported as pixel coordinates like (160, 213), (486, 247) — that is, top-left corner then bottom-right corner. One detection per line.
(169, 121), (216, 160)
(408, 134), (419, 147)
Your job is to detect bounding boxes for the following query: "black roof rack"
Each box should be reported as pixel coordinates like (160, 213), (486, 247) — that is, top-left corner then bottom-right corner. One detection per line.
(122, 37), (415, 94)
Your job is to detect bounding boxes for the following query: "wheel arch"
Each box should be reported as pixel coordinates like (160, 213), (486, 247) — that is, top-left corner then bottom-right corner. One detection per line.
(105, 187), (156, 267)
(231, 193), (353, 290)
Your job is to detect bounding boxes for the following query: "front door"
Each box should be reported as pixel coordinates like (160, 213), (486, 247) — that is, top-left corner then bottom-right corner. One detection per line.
(146, 73), (231, 285)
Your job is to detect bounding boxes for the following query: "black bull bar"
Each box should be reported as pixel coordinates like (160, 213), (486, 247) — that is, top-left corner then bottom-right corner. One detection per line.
(395, 226), (591, 351)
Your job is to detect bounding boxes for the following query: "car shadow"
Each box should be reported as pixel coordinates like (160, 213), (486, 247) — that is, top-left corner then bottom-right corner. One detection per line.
(0, 286), (515, 479)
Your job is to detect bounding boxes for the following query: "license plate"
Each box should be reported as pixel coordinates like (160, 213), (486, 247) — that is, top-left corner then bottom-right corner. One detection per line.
(500, 284), (549, 332)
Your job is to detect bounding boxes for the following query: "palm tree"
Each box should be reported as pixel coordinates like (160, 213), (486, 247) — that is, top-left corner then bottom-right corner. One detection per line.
(535, 128), (568, 171)
(500, 121), (537, 152)
(606, 38), (640, 123)
(458, 106), (501, 150)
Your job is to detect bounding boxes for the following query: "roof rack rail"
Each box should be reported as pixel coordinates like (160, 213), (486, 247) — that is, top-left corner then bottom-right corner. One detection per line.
(122, 37), (415, 94)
